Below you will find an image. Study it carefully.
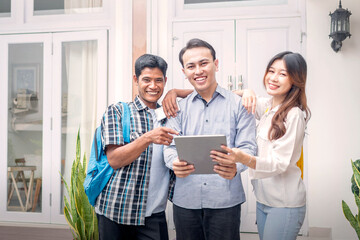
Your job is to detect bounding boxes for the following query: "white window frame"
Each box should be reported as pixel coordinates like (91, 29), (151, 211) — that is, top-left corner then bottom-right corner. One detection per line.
(0, 0), (23, 25)
(0, 30), (108, 224)
(173, 0), (301, 19)
(25, 0), (111, 24)
(0, 0), (113, 34)
(0, 33), (53, 223)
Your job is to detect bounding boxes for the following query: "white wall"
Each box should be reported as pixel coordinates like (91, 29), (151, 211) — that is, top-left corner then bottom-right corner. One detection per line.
(151, 0), (360, 238)
(306, 0), (360, 239)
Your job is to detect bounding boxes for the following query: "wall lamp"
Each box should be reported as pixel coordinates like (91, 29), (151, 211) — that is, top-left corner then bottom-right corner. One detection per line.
(329, 0), (351, 52)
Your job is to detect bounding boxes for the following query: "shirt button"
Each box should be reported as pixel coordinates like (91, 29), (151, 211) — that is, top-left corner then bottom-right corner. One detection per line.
(205, 120), (208, 122)
(203, 183), (207, 185)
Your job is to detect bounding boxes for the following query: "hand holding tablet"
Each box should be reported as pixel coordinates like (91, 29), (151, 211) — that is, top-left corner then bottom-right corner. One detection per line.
(174, 135), (227, 174)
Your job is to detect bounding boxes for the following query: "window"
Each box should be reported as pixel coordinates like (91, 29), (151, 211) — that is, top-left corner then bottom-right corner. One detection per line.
(33, 0), (103, 16)
(0, 0), (11, 17)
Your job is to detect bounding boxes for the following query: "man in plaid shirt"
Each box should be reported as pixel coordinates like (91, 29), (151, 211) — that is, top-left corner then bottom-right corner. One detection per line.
(94, 54), (179, 240)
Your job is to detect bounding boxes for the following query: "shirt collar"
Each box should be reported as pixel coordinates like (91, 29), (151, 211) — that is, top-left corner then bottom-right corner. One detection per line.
(189, 84), (226, 103)
(134, 95), (165, 125)
(134, 95), (161, 111)
(266, 98), (281, 114)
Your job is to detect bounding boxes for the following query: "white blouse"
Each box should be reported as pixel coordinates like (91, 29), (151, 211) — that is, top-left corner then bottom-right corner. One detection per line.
(250, 97), (306, 208)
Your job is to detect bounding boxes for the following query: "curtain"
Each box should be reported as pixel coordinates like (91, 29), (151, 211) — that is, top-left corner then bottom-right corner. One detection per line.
(62, 40), (98, 197)
(64, 0), (102, 13)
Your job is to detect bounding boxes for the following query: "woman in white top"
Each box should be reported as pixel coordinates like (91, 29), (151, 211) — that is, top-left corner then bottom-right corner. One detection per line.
(211, 51), (311, 240)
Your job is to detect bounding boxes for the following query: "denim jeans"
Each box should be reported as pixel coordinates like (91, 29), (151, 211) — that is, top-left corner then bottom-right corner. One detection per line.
(256, 202), (306, 240)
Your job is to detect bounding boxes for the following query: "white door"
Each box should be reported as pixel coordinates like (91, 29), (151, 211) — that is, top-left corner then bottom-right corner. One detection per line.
(170, 17), (303, 233)
(0, 33), (53, 223)
(236, 17), (302, 98)
(236, 17), (303, 233)
(0, 30), (107, 224)
(50, 30), (108, 223)
(171, 20), (235, 91)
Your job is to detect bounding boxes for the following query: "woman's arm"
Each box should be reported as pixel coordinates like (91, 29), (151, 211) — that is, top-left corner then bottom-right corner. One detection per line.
(211, 146), (257, 170)
(234, 89), (257, 114)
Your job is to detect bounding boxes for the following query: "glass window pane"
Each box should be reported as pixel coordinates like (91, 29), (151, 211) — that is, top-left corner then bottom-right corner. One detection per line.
(184, 0), (286, 4)
(0, 0), (11, 17)
(34, 0), (103, 16)
(7, 43), (43, 212)
(60, 40), (98, 212)
(185, 0), (252, 3)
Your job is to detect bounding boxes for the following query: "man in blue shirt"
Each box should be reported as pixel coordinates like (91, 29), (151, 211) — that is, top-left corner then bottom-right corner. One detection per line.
(95, 54), (179, 240)
(163, 38), (257, 240)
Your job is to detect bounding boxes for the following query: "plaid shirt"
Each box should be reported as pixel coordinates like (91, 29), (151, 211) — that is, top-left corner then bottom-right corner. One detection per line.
(94, 96), (174, 225)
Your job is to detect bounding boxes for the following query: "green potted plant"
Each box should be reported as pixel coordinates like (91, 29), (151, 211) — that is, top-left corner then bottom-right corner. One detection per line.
(342, 159), (360, 239)
(61, 131), (98, 240)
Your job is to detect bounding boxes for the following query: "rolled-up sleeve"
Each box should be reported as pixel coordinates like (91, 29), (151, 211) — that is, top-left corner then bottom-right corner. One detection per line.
(163, 115), (182, 170)
(235, 102), (257, 172)
(252, 108), (305, 179)
(101, 104), (124, 149)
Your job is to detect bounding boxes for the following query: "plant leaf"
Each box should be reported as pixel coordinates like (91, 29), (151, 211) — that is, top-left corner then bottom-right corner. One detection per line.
(352, 160), (360, 195)
(76, 129), (81, 163)
(355, 194), (360, 223)
(83, 152), (87, 173)
(60, 128), (98, 239)
(64, 203), (80, 238)
(342, 200), (360, 238)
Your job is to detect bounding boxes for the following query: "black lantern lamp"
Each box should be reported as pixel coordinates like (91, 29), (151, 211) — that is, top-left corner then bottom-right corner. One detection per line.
(329, 0), (351, 52)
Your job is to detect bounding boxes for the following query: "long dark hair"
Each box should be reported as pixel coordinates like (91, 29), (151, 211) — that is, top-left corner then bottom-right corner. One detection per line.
(264, 51), (311, 141)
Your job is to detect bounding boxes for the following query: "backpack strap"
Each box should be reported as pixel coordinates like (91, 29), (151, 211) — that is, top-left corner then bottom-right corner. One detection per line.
(121, 102), (131, 143)
(94, 128), (99, 161)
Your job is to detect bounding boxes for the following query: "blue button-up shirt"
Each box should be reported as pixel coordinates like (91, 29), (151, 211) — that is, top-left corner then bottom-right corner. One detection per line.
(163, 85), (257, 209)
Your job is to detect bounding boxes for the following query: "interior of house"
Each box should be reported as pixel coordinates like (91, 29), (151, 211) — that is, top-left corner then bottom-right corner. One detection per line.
(0, 0), (359, 239)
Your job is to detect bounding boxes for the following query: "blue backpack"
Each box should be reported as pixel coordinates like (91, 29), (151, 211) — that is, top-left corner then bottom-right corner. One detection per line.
(84, 102), (131, 206)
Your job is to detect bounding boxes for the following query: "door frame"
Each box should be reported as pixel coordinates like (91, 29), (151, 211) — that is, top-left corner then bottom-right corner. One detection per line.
(50, 30), (108, 224)
(0, 30), (108, 224)
(0, 33), (53, 223)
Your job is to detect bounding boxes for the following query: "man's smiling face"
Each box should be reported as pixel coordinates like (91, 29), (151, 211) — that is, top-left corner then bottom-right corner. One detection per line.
(182, 47), (218, 97)
(134, 67), (167, 109)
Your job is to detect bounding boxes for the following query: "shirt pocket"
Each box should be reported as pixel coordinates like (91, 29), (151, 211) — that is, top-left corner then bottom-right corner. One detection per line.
(257, 126), (268, 141)
(256, 127), (270, 156)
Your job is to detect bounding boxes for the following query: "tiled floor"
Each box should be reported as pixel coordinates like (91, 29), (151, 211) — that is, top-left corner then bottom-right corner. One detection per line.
(0, 225), (332, 240)
(168, 230), (331, 240)
(239, 233), (330, 240)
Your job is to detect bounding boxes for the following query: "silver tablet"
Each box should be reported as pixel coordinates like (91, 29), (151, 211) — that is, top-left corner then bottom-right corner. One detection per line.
(174, 135), (227, 174)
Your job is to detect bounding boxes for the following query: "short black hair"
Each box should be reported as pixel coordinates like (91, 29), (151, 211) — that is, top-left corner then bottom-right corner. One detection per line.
(135, 54), (168, 79)
(178, 38), (216, 67)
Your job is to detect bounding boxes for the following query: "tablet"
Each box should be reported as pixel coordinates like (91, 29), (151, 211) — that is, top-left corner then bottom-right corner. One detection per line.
(174, 135), (227, 174)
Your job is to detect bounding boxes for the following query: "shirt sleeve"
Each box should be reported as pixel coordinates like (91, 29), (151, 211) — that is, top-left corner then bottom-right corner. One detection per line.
(101, 103), (124, 150)
(253, 108), (305, 179)
(163, 114), (182, 170)
(255, 97), (270, 120)
(235, 101), (258, 172)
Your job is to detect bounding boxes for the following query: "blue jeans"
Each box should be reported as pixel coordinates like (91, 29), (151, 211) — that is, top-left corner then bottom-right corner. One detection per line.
(256, 202), (306, 240)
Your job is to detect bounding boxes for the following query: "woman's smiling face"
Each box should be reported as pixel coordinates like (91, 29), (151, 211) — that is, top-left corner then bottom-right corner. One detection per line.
(264, 59), (292, 104)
